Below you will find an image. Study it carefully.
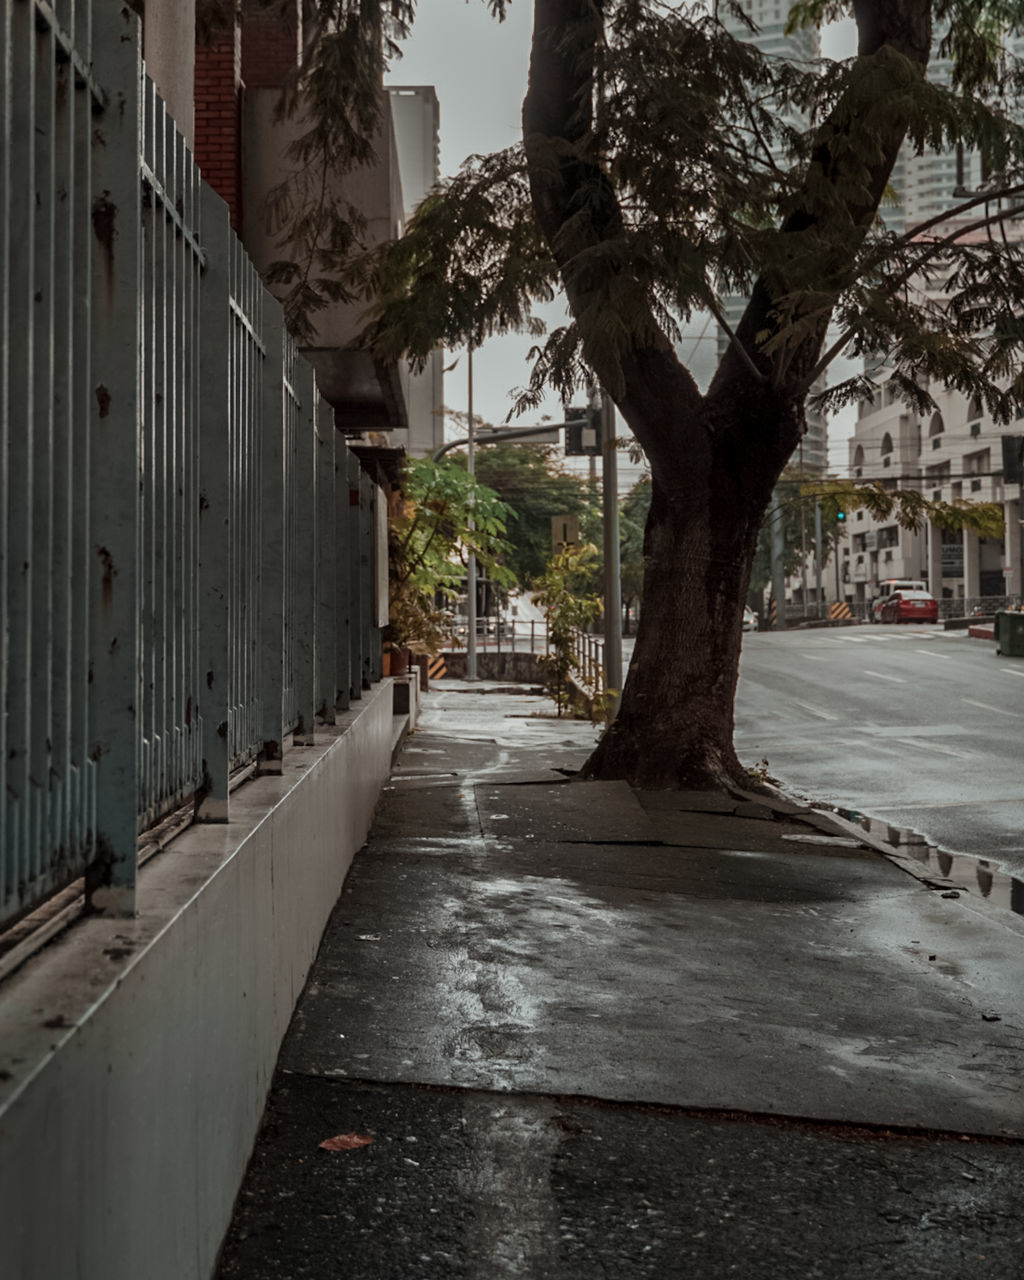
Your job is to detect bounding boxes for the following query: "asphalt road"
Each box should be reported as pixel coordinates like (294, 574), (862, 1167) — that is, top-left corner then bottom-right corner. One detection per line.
(735, 623), (1024, 877)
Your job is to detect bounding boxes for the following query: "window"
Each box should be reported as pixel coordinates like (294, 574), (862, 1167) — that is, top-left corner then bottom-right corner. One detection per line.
(968, 395), (983, 421)
(970, 422), (981, 438)
(881, 432), (893, 456)
(928, 411), (944, 439)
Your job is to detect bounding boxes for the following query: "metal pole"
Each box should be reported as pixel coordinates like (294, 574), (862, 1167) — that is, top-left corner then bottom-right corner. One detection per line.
(466, 348), (478, 680)
(814, 499), (823, 617)
(770, 488), (787, 630)
(601, 391), (623, 718)
(834, 530), (841, 603)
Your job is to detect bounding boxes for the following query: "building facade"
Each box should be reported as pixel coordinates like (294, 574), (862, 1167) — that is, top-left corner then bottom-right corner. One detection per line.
(839, 376), (1023, 605)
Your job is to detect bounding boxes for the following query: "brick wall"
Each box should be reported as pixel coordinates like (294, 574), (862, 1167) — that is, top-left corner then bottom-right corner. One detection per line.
(241, 0), (302, 88)
(194, 27), (243, 231)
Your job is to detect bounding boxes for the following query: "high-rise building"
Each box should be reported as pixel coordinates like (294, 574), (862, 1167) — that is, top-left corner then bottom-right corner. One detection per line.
(718, 1), (827, 474)
(886, 27), (1024, 234)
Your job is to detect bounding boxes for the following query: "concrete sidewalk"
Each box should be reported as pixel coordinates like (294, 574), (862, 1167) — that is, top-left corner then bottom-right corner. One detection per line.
(216, 681), (1024, 1279)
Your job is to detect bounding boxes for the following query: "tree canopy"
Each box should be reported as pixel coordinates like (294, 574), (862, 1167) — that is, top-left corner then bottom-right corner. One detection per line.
(240, 0), (1024, 789)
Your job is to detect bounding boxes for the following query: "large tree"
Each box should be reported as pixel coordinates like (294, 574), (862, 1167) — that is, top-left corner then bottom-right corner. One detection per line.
(240, 0), (1024, 789)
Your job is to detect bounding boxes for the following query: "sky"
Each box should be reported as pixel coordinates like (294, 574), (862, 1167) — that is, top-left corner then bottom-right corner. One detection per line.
(386, 3), (859, 472)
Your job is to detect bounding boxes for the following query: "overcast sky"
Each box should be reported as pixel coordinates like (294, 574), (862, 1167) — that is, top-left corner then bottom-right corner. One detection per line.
(386, 5), (859, 469)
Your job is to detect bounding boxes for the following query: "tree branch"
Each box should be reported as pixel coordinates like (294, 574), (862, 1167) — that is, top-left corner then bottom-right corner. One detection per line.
(522, 0), (704, 484)
(797, 197), (1024, 393)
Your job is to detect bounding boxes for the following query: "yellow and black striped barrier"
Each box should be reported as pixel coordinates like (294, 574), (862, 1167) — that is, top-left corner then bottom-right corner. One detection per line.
(428, 654), (447, 682)
(828, 601), (852, 622)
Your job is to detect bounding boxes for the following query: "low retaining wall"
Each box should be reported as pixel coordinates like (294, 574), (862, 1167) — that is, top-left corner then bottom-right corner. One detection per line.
(0, 682), (397, 1280)
(442, 650), (546, 682)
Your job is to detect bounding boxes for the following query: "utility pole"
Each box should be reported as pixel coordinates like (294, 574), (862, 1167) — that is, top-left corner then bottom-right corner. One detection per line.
(814, 499), (823, 617)
(770, 488), (787, 630)
(466, 348), (477, 680)
(601, 391), (623, 720)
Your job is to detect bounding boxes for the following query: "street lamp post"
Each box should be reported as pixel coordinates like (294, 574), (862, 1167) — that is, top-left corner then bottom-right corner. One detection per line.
(466, 348), (477, 681)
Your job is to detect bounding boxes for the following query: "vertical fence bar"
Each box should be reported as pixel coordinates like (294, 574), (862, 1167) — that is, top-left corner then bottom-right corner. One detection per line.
(347, 451), (363, 699)
(370, 478), (385, 682)
(0, 0), (12, 916)
(136, 78), (203, 830)
(4, 0), (37, 916)
(359, 471), (375, 689)
(197, 184), (231, 819)
(222, 219), (264, 773)
(259, 302), (286, 772)
(87, 2), (142, 912)
(334, 442), (351, 713)
(292, 362), (317, 742)
(316, 401), (337, 724)
(32, 0), (57, 898)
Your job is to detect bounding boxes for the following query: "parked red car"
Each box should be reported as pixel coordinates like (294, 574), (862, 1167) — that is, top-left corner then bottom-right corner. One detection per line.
(880, 589), (939, 624)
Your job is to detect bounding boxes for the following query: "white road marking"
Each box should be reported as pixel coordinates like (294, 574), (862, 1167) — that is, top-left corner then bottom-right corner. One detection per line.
(863, 669), (905, 683)
(914, 648), (950, 660)
(793, 700), (839, 721)
(894, 737), (973, 760)
(1001, 667), (1024, 679)
(961, 698), (1023, 719)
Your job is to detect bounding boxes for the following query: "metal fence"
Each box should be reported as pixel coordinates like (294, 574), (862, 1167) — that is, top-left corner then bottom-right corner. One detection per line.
(783, 596), (1023, 625)
(1, 2), (383, 929)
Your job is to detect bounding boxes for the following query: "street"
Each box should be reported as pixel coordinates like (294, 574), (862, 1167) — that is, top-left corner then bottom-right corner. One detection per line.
(735, 623), (1024, 876)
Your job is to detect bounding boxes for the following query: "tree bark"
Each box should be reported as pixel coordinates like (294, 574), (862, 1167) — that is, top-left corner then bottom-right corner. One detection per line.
(522, 0), (933, 789)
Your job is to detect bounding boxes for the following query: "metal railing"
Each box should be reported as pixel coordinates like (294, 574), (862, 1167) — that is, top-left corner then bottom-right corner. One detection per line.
(569, 629), (606, 697)
(1, 4), (384, 928)
(449, 617), (551, 653)
(782, 595), (1023, 625)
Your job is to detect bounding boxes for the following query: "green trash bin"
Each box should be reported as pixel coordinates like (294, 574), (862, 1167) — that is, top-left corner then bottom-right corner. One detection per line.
(996, 610), (1024, 657)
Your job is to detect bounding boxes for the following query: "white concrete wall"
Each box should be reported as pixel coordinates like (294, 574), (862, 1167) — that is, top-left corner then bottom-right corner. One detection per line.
(0, 684), (396, 1280)
(143, 0), (196, 150)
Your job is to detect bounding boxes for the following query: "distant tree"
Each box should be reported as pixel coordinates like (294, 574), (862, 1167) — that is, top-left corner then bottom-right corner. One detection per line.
(532, 545), (602, 715)
(388, 458), (515, 653)
(445, 438), (597, 587)
(619, 479), (651, 633)
(750, 471), (841, 600)
(751, 474), (1004, 600)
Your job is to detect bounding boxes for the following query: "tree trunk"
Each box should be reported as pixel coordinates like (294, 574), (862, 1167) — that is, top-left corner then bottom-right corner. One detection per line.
(583, 419), (777, 789)
(522, 0), (933, 791)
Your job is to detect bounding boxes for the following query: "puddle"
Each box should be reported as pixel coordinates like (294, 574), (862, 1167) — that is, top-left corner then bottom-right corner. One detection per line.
(838, 809), (1024, 918)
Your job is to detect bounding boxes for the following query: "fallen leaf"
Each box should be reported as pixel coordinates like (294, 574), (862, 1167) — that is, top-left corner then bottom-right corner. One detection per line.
(319, 1133), (373, 1151)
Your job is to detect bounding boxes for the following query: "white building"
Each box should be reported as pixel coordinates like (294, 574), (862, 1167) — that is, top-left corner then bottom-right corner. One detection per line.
(839, 375), (1023, 605)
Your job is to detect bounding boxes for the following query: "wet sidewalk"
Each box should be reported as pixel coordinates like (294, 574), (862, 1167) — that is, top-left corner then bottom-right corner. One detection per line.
(216, 681), (1024, 1279)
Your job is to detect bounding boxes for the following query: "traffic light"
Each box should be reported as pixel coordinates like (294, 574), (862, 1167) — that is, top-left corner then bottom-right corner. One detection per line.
(836, 509), (846, 523)
(564, 403), (601, 456)
(1002, 434), (1024, 485)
